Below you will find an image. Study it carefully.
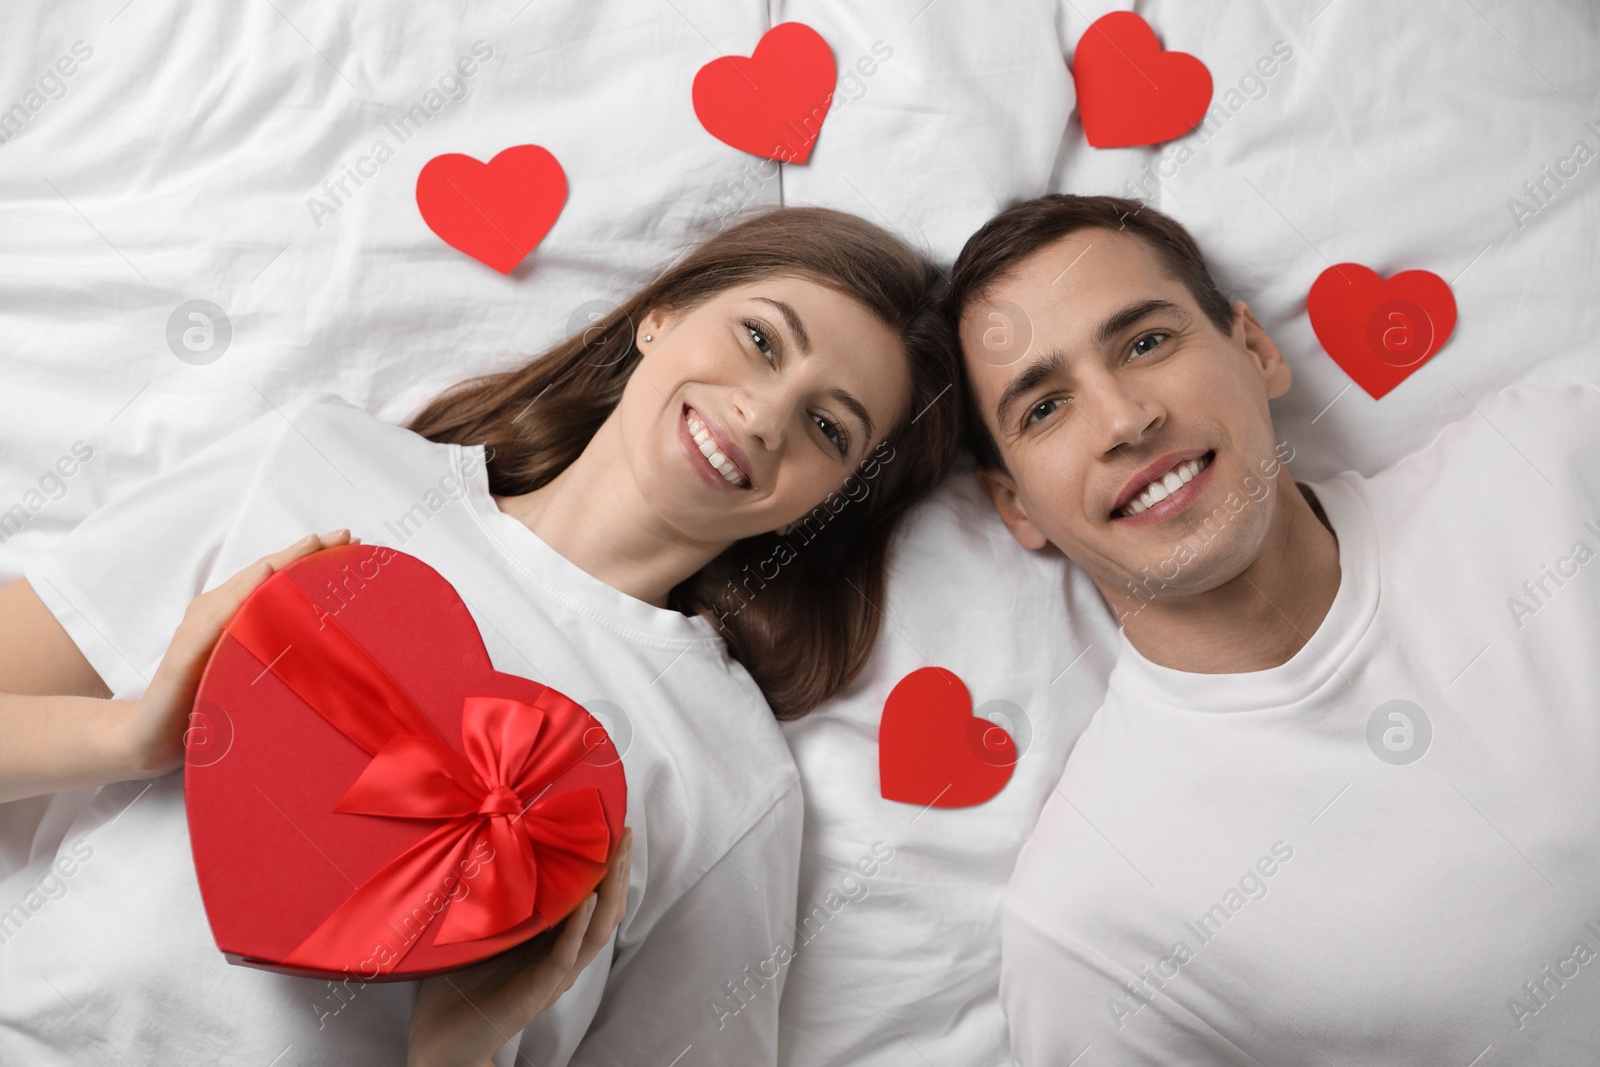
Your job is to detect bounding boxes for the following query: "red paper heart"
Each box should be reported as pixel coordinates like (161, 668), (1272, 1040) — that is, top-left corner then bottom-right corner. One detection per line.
(878, 667), (1015, 809)
(416, 145), (566, 274)
(692, 22), (837, 164)
(187, 544), (626, 981)
(1073, 11), (1213, 148)
(1307, 264), (1457, 399)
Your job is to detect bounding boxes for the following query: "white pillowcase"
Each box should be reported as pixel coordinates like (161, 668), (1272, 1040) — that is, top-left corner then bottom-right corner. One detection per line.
(778, 0), (1600, 1058)
(778, 458), (1120, 1067)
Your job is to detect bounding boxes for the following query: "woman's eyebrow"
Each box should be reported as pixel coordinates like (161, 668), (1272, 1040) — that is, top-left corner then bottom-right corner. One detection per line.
(830, 388), (874, 442)
(748, 295), (871, 443)
(752, 296), (812, 354)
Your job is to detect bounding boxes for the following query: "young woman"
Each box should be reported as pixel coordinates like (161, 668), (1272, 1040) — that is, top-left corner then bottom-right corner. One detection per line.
(0, 206), (961, 1066)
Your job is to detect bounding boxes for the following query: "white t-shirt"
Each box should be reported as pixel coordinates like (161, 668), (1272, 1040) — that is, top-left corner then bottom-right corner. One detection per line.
(0, 392), (802, 1067)
(1001, 381), (1600, 1066)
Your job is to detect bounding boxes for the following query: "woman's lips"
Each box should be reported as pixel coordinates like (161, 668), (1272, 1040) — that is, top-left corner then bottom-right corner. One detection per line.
(679, 404), (752, 491)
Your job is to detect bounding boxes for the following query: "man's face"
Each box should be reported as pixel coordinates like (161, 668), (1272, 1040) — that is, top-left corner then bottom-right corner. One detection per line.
(958, 228), (1294, 607)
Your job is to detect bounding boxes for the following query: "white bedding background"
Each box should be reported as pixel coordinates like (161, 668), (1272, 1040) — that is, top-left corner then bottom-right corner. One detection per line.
(2, 0), (1597, 1064)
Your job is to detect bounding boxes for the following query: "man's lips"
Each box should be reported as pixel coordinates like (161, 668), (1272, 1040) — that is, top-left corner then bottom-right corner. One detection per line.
(1111, 448), (1213, 515)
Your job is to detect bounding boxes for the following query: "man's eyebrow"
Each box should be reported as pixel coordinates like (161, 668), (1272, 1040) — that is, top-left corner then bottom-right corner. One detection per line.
(1094, 299), (1188, 347)
(752, 296), (811, 354)
(992, 299), (1191, 429)
(994, 349), (1067, 429)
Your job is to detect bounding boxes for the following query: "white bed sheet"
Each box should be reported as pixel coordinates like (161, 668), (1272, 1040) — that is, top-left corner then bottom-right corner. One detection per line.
(777, 1), (1600, 1064)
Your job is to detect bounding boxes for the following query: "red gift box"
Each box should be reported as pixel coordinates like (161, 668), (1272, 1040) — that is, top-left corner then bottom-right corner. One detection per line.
(185, 543), (627, 981)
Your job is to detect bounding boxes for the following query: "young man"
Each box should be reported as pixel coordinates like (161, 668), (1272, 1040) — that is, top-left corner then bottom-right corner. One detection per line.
(949, 194), (1600, 1065)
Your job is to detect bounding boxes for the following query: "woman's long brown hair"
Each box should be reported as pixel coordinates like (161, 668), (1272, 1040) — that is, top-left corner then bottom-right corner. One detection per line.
(407, 206), (961, 720)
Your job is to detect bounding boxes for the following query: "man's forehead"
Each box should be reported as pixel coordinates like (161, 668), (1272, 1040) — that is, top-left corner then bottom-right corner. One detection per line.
(962, 238), (1189, 371)
(979, 228), (1172, 312)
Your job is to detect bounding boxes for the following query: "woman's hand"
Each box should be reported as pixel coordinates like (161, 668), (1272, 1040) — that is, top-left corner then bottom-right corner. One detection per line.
(116, 529), (358, 778)
(407, 828), (633, 1067)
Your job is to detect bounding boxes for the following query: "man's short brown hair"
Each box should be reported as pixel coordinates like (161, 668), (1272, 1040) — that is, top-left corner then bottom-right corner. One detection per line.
(945, 194), (1234, 472)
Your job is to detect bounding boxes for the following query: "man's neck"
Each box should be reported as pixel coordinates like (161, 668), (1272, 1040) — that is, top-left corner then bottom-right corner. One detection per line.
(1107, 481), (1342, 675)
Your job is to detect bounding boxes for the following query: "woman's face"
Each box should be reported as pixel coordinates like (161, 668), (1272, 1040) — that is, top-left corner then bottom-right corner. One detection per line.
(617, 273), (913, 545)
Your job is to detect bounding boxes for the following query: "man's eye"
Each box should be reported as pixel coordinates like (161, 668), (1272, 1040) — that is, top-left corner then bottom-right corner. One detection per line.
(744, 319), (774, 360)
(1130, 331), (1168, 359)
(1026, 397), (1064, 426)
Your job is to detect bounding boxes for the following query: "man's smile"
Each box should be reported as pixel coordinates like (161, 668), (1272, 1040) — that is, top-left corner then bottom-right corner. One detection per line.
(1111, 449), (1215, 523)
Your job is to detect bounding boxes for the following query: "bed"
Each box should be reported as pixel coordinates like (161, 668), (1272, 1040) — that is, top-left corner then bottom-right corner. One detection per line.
(2, 0), (1597, 1063)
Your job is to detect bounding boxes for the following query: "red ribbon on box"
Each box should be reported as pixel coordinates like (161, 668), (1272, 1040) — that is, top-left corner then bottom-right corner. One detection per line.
(222, 575), (612, 973)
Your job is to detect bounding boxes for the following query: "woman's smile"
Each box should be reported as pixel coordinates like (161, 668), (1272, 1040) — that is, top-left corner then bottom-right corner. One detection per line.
(679, 402), (754, 491)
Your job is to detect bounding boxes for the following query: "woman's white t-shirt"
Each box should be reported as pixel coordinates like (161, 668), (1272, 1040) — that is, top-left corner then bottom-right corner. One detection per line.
(1, 393), (802, 1067)
(1001, 382), (1600, 1066)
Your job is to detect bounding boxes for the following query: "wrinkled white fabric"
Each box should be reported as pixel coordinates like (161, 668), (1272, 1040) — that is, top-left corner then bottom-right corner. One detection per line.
(4, 394), (801, 1066)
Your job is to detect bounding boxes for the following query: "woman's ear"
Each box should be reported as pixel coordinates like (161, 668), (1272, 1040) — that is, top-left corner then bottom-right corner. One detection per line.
(637, 306), (678, 349)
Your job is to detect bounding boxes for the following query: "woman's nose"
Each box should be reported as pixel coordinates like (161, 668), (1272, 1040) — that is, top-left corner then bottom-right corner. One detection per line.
(731, 389), (786, 452)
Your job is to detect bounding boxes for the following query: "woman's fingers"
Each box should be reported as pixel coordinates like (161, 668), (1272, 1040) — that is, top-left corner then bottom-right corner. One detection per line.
(504, 829), (633, 1018)
(495, 896), (594, 1024)
(238, 529), (355, 591)
(194, 530), (355, 623)
(552, 894), (599, 972)
(134, 529), (360, 773)
(404, 831), (634, 1066)
(164, 530), (349, 671)
(577, 829), (632, 968)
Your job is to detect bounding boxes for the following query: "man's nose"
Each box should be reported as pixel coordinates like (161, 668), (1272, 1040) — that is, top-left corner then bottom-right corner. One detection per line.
(1084, 375), (1161, 453)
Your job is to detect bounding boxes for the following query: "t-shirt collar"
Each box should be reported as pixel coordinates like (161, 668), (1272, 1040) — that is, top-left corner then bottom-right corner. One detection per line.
(457, 444), (727, 649)
(1109, 473), (1381, 712)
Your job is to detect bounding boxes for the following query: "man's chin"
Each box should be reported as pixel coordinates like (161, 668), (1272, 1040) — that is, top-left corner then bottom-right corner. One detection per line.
(1088, 541), (1239, 612)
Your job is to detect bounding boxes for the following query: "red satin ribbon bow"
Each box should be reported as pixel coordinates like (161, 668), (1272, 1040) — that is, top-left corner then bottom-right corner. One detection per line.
(224, 571), (612, 973)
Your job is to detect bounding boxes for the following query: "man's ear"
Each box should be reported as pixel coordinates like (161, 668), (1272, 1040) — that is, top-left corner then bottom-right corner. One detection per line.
(1231, 299), (1291, 400)
(974, 465), (1051, 552)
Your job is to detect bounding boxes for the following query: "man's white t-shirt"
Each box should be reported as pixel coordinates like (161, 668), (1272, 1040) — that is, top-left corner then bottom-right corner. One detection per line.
(0, 393), (802, 1067)
(1001, 382), (1600, 1066)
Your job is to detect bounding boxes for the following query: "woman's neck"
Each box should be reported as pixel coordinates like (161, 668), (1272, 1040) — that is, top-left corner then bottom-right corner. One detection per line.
(493, 420), (724, 611)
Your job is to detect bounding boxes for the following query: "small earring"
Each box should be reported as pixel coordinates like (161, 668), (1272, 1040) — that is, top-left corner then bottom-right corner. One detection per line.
(641, 333), (652, 342)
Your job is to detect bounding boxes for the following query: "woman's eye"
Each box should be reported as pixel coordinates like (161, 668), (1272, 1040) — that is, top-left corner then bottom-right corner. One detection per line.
(744, 319), (774, 361)
(814, 414), (849, 456)
(1130, 331), (1168, 359)
(1025, 397), (1064, 426)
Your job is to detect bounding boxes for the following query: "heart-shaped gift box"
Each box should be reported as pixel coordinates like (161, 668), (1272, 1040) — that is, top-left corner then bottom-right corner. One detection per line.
(185, 543), (626, 981)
